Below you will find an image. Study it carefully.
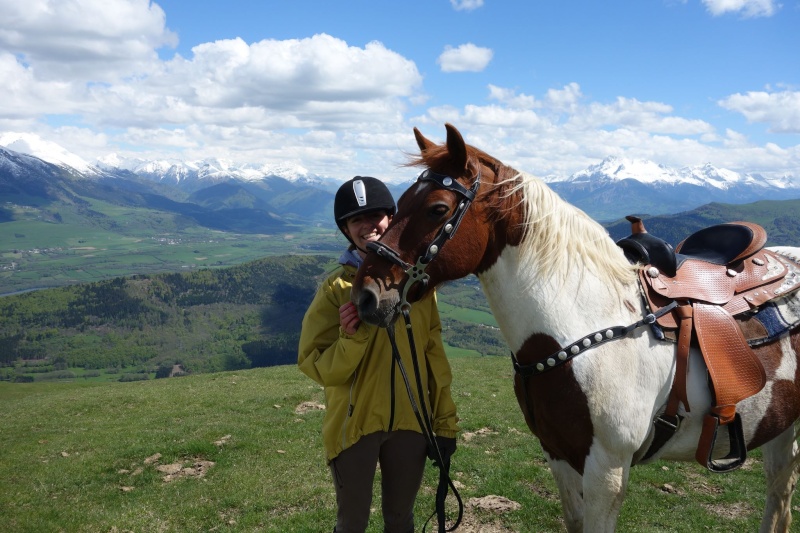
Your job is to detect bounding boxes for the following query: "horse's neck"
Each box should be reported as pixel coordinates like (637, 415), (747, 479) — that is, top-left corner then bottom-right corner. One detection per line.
(477, 244), (639, 353)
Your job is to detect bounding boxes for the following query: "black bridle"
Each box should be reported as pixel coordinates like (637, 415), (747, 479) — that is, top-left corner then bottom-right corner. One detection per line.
(364, 167), (480, 533)
(366, 168), (481, 310)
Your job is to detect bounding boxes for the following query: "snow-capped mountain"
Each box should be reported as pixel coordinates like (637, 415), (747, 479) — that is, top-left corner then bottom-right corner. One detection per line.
(0, 132), (101, 176)
(96, 152), (329, 188)
(2, 133), (798, 222)
(548, 156), (797, 220)
(0, 132), (333, 188)
(561, 156), (790, 190)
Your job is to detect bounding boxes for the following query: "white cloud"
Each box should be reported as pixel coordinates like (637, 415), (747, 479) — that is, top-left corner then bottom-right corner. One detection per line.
(0, 0), (177, 80)
(414, 87), (770, 180)
(437, 43), (493, 73)
(4, 32), (422, 133)
(450, 0), (484, 11)
(545, 83), (583, 113)
(488, 85), (539, 109)
(0, 0), (796, 185)
(578, 97), (715, 135)
(701, 0), (779, 17)
(718, 89), (800, 133)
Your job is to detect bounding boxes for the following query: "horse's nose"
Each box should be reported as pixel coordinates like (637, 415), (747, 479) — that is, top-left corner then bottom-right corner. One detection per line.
(356, 285), (379, 323)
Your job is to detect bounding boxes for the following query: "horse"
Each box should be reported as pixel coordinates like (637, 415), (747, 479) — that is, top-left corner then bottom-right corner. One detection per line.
(351, 123), (800, 532)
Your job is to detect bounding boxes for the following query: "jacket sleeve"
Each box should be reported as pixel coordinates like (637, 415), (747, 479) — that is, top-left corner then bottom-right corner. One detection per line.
(297, 276), (370, 387)
(424, 293), (460, 438)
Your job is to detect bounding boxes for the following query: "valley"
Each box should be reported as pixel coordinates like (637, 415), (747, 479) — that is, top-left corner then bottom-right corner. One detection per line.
(1, 197), (341, 295)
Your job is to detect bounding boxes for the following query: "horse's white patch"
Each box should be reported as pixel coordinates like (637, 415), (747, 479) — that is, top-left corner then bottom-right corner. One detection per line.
(774, 335), (798, 381)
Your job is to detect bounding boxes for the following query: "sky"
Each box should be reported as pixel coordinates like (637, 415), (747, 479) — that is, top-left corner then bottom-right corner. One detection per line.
(1, 0), (798, 183)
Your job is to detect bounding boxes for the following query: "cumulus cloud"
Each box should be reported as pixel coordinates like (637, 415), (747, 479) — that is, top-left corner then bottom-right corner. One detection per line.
(415, 84), (763, 180)
(4, 31), (422, 132)
(450, 0), (484, 11)
(488, 85), (539, 109)
(718, 89), (800, 133)
(437, 43), (493, 73)
(0, 0), (796, 184)
(580, 97), (715, 135)
(545, 83), (583, 113)
(0, 0), (177, 80)
(701, 0), (779, 17)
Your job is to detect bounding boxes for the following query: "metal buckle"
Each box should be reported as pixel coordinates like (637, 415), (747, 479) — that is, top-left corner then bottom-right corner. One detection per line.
(653, 414), (680, 432)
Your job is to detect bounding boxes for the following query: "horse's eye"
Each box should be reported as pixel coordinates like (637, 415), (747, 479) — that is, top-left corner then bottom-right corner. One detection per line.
(430, 203), (450, 218)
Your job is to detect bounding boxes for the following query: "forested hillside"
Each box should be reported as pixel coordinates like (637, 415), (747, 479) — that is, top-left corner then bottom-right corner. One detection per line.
(0, 255), (507, 383)
(604, 199), (800, 245)
(0, 255), (328, 381)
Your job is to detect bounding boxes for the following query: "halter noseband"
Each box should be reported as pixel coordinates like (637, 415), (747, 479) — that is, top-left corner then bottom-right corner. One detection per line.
(366, 167), (481, 310)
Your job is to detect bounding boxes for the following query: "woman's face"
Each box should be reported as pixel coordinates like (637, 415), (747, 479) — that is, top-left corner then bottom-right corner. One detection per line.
(343, 210), (391, 252)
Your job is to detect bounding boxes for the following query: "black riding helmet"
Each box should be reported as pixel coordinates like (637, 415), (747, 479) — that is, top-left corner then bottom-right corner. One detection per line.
(334, 176), (396, 244)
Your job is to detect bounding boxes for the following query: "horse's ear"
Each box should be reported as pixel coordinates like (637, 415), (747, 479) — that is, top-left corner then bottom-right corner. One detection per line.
(413, 127), (435, 152)
(444, 123), (468, 170)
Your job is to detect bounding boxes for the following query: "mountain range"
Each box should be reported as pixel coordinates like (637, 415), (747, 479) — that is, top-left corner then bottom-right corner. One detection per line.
(1, 132), (798, 227)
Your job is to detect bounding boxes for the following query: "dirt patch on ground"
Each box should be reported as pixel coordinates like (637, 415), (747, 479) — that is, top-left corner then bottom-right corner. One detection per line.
(435, 495), (521, 533)
(461, 427), (498, 442)
(116, 436), (231, 491)
(701, 501), (756, 520)
(295, 400), (326, 414)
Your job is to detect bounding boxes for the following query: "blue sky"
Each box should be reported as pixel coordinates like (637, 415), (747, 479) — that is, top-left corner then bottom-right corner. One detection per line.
(1, 0), (798, 183)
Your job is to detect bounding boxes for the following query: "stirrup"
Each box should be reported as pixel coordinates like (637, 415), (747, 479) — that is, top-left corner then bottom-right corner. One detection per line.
(699, 412), (747, 473)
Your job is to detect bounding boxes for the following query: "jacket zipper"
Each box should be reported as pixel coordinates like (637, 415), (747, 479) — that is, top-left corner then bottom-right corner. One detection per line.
(341, 370), (357, 450)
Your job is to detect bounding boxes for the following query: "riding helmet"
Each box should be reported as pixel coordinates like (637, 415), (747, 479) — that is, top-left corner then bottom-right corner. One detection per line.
(334, 176), (396, 228)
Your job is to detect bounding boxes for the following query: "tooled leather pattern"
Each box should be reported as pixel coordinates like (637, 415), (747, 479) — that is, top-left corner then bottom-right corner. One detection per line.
(694, 303), (767, 408)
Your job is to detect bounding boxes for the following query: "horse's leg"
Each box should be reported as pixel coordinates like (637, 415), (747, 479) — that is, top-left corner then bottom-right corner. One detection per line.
(760, 424), (799, 533)
(547, 458), (584, 533)
(580, 446), (631, 533)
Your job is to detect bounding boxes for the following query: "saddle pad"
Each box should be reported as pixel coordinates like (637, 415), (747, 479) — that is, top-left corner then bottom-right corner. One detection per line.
(748, 289), (800, 346)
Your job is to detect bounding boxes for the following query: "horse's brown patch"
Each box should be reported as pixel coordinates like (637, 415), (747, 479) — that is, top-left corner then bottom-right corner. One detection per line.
(513, 333), (593, 474)
(750, 329), (800, 449)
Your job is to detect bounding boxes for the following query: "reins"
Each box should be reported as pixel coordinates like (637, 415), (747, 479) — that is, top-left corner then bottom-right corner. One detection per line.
(367, 167), (480, 533)
(386, 314), (463, 533)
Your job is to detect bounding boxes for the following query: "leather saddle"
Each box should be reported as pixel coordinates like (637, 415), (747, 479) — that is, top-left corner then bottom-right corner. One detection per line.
(618, 216), (799, 472)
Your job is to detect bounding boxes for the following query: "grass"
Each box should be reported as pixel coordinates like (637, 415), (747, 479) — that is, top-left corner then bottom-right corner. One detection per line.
(438, 300), (499, 328)
(1, 356), (795, 532)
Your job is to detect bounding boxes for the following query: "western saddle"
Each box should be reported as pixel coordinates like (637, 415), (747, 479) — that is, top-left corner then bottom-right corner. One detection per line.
(617, 216), (800, 472)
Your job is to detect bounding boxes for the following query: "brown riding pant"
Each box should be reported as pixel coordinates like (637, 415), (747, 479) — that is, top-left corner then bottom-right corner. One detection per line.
(329, 430), (427, 533)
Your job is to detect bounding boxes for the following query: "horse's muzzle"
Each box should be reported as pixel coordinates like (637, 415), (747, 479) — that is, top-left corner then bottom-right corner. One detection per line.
(354, 283), (399, 328)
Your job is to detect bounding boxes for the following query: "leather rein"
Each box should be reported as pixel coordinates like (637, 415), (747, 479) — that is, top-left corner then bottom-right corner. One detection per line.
(365, 167), (479, 532)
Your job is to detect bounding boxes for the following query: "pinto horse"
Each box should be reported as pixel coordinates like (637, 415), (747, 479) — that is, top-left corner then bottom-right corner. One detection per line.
(351, 123), (800, 532)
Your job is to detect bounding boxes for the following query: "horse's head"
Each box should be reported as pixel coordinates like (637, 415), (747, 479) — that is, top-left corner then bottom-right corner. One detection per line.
(352, 123), (522, 327)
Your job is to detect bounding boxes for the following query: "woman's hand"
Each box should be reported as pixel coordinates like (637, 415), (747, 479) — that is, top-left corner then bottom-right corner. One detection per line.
(339, 301), (361, 335)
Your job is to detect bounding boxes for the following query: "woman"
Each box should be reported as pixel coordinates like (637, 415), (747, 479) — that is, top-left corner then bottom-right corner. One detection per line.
(298, 176), (459, 533)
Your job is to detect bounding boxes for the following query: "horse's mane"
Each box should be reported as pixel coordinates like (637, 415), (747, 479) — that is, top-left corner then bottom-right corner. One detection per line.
(410, 143), (637, 289)
(510, 170), (637, 288)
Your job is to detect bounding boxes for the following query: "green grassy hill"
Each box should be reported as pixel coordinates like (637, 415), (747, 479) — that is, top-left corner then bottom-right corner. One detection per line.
(1, 360), (788, 532)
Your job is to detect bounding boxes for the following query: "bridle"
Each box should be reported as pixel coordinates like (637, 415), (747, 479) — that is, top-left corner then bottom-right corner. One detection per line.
(363, 165), (480, 533)
(366, 167), (481, 310)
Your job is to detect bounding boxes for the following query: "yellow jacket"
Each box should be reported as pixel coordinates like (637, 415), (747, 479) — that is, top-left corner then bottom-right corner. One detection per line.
(298, 261), (459, 462)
